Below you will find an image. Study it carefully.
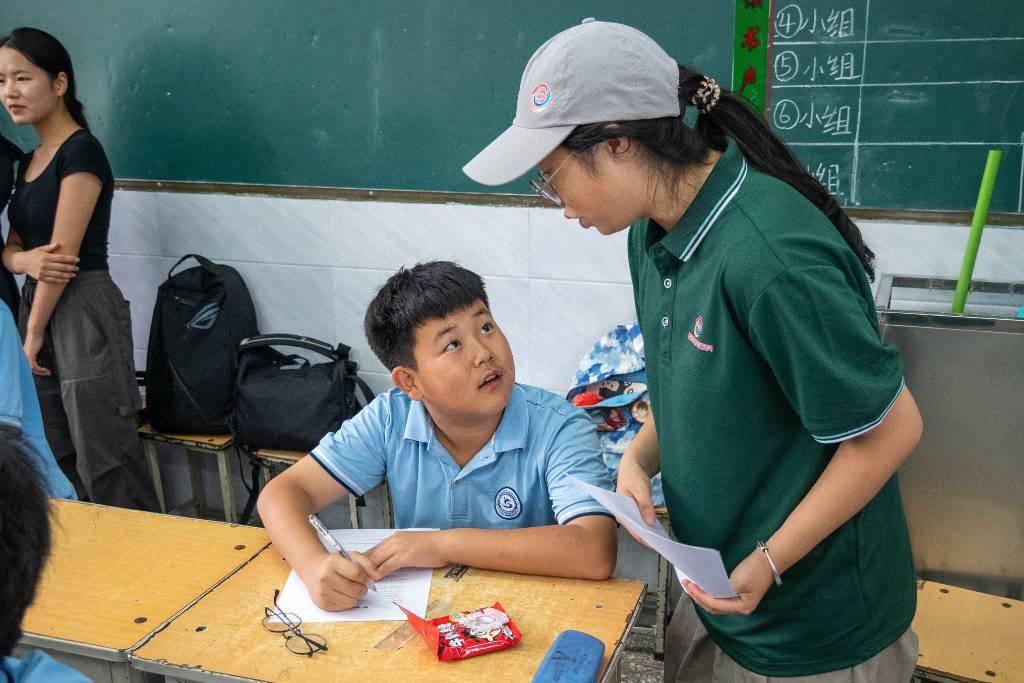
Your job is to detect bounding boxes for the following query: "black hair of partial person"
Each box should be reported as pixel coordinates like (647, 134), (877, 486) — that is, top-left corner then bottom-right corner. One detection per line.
(0, 27), (89, 130)
(364, 261), (490, 371)
(0, 439), (52, 658)
(562, 64), (876, 280)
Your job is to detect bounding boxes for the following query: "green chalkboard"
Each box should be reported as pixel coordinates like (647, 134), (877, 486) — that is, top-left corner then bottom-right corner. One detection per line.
(0, 1), (1020, 213)
(0, 2), (728, 196)
(765, 0), (1023, 213)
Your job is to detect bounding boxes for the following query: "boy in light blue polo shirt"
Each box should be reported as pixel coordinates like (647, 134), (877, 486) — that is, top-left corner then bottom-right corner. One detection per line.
(0, 308), (75, 499)
(258, 261), (617, 612)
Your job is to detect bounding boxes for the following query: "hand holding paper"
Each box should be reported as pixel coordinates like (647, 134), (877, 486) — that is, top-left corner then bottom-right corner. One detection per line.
(572, 478), (737, 598)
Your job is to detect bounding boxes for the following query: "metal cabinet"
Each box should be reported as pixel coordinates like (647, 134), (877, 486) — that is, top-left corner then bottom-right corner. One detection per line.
(876, 275), (1024, 600)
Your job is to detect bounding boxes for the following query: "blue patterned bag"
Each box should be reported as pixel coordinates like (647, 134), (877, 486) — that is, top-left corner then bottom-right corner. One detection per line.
(566, 322), (664, 506)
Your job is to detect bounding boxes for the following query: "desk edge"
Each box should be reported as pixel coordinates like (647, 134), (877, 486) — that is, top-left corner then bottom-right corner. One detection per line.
(599, 581), (647, 683)
(19, 633), (128, 663)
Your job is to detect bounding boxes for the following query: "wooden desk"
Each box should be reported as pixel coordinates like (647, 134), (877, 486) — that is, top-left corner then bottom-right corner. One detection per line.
(131, 546), (646, 682)
(913, 581), (1024, 683)
(17, 500), (270, 683)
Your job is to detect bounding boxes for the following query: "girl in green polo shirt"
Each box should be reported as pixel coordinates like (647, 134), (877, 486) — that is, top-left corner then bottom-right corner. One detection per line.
(464, 19), (924, 682)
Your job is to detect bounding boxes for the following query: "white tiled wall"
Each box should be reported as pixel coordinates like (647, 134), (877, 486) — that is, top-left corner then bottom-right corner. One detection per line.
(107, 190), (640, 396)
(861, 221), (1024, 287)
(106, 190), (1024, 399)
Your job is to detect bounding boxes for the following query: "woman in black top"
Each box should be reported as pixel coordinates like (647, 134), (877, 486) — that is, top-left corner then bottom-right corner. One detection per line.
(0, 28), (156, 510)
(0, 133), (22, 318)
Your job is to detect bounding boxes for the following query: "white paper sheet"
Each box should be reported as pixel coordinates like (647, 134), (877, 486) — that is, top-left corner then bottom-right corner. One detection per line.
(573, 478), (737, 598)
(274, 528), (435, 622)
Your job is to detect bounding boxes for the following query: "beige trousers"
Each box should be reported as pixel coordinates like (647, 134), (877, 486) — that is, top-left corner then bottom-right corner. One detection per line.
(664, 596), (918, 682)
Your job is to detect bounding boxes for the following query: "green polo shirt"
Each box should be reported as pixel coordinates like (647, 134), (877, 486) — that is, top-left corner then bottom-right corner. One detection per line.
(628, 141), (916, 676)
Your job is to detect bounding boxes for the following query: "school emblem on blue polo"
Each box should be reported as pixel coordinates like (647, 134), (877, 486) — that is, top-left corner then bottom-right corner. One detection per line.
(688, 314), (714, 352)
(494, 486), (522, 519)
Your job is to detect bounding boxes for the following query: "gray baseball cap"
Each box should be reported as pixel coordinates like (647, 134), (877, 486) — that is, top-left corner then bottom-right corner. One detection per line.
(463, 19), (680, 186)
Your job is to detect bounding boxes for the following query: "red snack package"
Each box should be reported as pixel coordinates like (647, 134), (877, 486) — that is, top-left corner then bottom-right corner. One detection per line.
(397, 601), (522, 661)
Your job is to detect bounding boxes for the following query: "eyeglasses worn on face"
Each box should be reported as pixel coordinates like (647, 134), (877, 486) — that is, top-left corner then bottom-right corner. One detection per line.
(529, 156), (571, 207)
(262, 589), (328, 656)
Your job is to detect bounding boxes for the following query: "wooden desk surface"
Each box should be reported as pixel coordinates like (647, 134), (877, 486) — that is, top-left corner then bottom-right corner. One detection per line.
(132, 546), (646, 682)
(23, 500), (269, 652)
(138, 423), (234, 449)
(912, 581), (1023, 682)
(252, 448), (306, 463)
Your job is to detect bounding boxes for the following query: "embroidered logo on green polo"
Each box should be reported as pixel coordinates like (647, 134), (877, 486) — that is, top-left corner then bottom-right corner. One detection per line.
(688, 315), (714, 352)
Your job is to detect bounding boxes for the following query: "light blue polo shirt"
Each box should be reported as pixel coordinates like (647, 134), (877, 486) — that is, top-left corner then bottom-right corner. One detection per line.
(2, 651), (91, 683)
(310, 383), (613, 529)
(0, 308), (76, 500)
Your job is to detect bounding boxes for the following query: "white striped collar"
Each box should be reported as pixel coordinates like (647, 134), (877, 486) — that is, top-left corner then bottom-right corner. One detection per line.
(680, 156), (748, 262)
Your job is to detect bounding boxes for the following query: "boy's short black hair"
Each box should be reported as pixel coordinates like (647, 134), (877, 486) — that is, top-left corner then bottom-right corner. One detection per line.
(364, 261), (489, 370)
(0, 439), (52, 657)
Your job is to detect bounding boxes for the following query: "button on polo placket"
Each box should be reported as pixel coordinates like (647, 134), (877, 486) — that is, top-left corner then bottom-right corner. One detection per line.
(652, 245), (680, 365)
(659, 310), (672, 365)
(448, 438), (500, 524)
(430, 434), (469, 524)
(450, 471), (470, 521)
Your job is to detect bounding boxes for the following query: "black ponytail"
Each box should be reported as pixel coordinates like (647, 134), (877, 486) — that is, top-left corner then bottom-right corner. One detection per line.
(563, 65), (875, 280)
(0, 27), (90, 131)
(64, 95), (89, 131)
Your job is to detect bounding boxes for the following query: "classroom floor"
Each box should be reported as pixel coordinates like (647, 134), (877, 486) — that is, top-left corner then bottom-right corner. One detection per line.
(620, 629), (664, 682)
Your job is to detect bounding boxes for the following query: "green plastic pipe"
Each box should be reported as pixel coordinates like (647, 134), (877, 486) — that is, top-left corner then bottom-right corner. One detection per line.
(952, 150), (1002, 314)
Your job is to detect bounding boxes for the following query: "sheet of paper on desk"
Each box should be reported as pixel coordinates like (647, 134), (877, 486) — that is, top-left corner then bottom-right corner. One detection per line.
(572, 478), (737, 598)
(275, 528), (435, 622)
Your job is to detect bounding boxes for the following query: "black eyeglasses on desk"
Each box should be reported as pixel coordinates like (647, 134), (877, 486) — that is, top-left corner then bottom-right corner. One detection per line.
(262, 588), (328, 656)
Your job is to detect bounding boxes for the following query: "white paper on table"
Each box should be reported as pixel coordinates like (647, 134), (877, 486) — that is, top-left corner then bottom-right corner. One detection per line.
(274, 528), (435, 622)
(572, 478), (737, 598)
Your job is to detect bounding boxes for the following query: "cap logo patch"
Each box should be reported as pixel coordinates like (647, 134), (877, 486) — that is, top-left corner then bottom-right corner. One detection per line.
(530, 83), (551, 112)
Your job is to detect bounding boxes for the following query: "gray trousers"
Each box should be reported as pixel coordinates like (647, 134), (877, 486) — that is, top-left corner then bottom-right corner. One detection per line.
(665, 595), (919, 682)
(21, 272), (157, 511)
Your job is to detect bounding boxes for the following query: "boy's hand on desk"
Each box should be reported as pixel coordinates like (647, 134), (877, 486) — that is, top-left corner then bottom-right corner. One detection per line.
(366, 531), (449, 578)
(299, 551), (381, 611)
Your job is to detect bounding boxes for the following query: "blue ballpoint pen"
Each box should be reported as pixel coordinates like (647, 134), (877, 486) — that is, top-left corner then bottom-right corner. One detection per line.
(308, 514), (377, 593)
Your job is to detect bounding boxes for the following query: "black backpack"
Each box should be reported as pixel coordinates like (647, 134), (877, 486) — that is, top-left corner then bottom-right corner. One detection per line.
(233, 334), (374, 451)
(146, 254), (258, 434)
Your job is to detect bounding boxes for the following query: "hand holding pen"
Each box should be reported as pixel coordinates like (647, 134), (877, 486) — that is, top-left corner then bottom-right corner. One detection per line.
(308, 514), (378, 593)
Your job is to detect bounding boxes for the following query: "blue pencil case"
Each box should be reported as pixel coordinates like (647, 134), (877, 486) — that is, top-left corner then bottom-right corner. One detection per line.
(531, 630), (605, 683)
